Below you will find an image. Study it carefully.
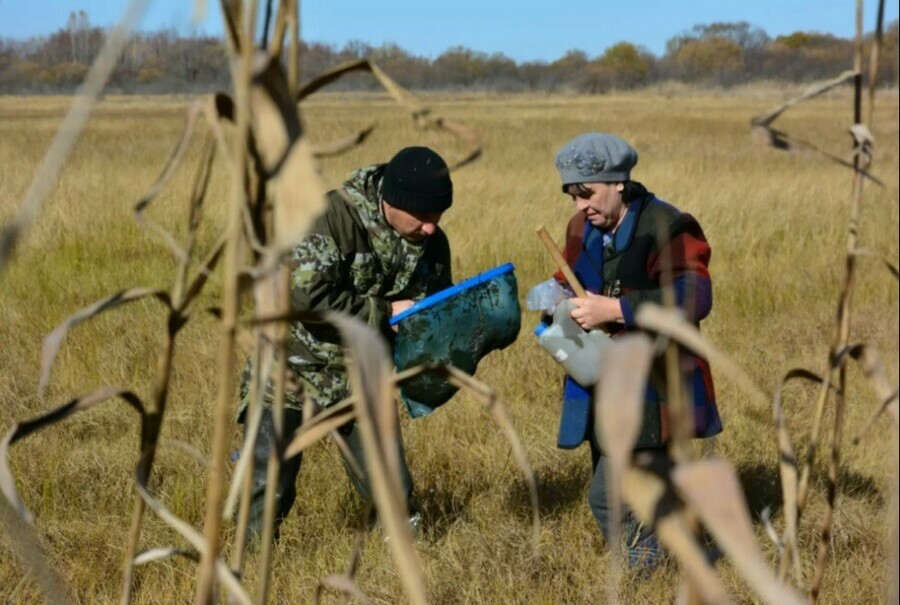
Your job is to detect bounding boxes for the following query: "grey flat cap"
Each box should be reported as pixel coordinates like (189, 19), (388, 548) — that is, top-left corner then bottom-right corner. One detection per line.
(555, 133), (638, 188)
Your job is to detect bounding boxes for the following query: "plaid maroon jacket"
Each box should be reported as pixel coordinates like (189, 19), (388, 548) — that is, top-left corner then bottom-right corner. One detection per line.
(554, 191), (723, 449)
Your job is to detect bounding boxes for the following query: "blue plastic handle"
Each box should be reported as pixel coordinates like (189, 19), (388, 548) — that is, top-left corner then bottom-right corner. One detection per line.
(389, 262), (516, 326)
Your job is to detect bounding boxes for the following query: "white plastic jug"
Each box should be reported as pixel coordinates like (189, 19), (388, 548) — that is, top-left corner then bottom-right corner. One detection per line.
(534, 300), (612, 387)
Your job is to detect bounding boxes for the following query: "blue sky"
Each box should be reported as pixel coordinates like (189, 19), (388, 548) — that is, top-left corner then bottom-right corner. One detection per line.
(1, 0), (896, 62)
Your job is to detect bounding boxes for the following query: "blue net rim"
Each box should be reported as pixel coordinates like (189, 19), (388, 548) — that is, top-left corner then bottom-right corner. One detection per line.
(389, 262), (516, 326)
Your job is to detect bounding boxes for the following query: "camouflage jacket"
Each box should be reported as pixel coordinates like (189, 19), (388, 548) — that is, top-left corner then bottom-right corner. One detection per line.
(282, 164), (452, 410)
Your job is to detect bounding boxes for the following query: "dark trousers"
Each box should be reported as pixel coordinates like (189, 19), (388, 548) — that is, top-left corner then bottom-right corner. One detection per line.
(246, 407), (416, 538)
(588, 438), (670, 566)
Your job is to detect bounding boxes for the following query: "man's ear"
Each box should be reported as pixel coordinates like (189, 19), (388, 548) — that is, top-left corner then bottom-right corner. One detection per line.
(615, 182), (625, 193)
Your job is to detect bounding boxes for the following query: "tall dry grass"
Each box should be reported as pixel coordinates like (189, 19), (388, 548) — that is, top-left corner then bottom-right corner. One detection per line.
(1, 89), (898, 603)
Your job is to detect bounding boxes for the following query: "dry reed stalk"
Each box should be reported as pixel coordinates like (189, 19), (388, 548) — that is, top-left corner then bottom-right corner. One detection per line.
(217, 3), (325, 594)
(236, 11), (327, 584)
(747, 17), (891, 596)
(282, 399), (356, 458)
(122, 127), (223, 604)
(848, 248), (900, 281)
(327, 313), (427, 605)
(131, 445), (253, 605)
(216, 33), (478, 598)
(622, 374), (801, 604)
(214, 17), (483, 595)
(133, 547), (200, 566)
(652, 215), (708, 605)
(195, 0), (256, 600)
(808, 3), (879, 600)
(743, 4), (895, 596)
(891, 435), (899, 605)
(638, 303), (899, 602)
(850, 345), (900, 442)
(253, 267), (290, 605)
(228, 331), (269, 574)
(630, 304), (813, 602)
(310, 528), (369, 604)
(24, 228), (220, 604)
(286, 0), (299, 93)
(210, 12), (485, 596)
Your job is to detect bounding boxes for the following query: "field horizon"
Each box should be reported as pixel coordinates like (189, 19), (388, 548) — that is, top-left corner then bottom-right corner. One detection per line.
(1, 90), (898, 604)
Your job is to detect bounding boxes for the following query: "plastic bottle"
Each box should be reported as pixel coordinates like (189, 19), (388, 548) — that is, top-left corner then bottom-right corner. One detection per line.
(534, 300), (612, 387)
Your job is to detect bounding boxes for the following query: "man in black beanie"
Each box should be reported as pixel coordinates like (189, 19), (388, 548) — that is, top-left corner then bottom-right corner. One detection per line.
(238, 146), (454, 540)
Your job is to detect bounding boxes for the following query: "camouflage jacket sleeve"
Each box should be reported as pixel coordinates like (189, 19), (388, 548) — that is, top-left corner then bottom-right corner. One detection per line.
(290, 192), (392, 331)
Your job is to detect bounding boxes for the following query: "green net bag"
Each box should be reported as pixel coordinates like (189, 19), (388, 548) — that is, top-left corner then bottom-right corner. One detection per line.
(390, 263), (521, 417)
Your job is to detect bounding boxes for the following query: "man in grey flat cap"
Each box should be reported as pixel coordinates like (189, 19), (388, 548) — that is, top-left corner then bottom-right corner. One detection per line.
(543, 132), (723, 569)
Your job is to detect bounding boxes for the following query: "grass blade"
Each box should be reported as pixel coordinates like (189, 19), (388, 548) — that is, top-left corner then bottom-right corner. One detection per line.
(1, 387), (145, 522)
(39, 289), (172, 397)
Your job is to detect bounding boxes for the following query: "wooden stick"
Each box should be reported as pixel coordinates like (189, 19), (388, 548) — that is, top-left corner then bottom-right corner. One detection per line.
(535, 225), (587, 298)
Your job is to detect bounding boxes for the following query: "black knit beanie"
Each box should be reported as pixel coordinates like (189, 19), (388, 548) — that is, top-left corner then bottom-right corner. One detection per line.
(381, 147), (453, 214)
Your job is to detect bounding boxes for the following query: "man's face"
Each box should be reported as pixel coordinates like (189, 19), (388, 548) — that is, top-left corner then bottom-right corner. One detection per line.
(382, 200), (443, 242)
(567, 182), (627, 230)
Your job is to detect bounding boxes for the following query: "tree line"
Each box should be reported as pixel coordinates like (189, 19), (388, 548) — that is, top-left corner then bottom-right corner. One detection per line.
(1, 15), (897, 94)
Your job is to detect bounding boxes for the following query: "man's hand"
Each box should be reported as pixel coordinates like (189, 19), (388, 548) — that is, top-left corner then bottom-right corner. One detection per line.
(390, 299), (415, 332)
(569, 293), (623, 330)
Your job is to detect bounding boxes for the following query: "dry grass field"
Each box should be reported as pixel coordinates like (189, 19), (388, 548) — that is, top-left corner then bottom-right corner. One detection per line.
(1, 89), (898, 603)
